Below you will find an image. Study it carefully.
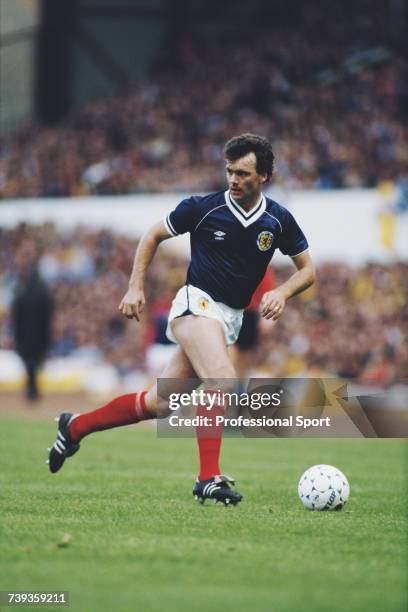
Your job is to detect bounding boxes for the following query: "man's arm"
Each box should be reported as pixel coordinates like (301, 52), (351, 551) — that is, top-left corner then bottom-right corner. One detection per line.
(118, 221), (172, 321)
(259, 250), (315, 320)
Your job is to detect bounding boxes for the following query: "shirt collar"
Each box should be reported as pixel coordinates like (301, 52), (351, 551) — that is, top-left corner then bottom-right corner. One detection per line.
(224, 190), (266, 227)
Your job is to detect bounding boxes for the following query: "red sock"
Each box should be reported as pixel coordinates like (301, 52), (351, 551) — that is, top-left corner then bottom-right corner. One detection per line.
(196, 402), (224, 481)
(69, 392), (152, 443)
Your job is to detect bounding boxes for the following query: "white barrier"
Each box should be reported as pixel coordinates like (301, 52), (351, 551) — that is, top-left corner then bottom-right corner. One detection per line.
(1, 190), (407, 264)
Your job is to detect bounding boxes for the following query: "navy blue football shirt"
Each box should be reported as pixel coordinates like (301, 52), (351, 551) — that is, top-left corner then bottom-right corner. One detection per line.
(164, 190), (308, 309)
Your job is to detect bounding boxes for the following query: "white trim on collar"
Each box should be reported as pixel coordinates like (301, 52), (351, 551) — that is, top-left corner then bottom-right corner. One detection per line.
(224, 190), (266, 228)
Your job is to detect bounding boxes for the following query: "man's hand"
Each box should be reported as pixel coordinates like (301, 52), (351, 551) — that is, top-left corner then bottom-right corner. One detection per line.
(259, 288), (287, 320)
(119, 287), (145, 321)
(259, 251), (315, 321)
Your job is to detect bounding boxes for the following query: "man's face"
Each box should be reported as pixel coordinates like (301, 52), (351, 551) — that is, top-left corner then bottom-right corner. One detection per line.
(225, 152), (267, 207)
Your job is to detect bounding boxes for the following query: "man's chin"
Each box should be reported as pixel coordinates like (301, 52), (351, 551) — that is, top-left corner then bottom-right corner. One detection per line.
(230, 190), (245, 202)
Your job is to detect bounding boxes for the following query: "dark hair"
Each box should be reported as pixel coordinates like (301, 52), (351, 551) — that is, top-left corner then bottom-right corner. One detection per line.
(224, 133), (274, 181)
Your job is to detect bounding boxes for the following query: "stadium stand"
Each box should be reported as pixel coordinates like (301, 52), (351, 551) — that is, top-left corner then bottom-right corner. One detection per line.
(0, 2), (406, 198)
(1, 223), (406, 384)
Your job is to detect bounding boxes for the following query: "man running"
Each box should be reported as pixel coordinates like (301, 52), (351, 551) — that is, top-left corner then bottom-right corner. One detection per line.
(48, 133), (315, 506)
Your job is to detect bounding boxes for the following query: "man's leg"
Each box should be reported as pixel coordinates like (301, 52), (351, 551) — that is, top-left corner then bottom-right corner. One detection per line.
(48, 347), (197, 473)
(170, 315), (242, 505)
(171, 315), (236, 378)
(25, 358), (40, 401)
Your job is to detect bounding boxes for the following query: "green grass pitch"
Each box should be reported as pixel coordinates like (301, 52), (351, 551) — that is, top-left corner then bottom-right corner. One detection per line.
(0, 417), (406, 612)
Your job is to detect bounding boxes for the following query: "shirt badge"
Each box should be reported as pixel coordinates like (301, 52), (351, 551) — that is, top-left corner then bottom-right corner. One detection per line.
(257, 231), (274, 252)
(198, 297), (210, 311)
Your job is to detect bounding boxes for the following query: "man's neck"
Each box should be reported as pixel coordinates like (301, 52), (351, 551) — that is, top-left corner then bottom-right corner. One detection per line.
(229, 191), (263, 213)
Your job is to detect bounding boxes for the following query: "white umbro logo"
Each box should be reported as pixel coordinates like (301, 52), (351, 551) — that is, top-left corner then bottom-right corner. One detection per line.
(214, 231), (226, 240)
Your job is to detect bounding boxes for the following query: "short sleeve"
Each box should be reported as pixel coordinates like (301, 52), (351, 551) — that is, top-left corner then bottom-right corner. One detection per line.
(278, 209), (309, 256)
(164, 197), (197, 236)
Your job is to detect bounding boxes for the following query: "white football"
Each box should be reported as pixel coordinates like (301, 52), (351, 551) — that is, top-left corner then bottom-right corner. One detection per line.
(298, 464), (350, 510)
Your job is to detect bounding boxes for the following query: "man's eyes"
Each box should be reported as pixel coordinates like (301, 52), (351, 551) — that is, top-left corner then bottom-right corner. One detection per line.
(227, 170), (249, 177)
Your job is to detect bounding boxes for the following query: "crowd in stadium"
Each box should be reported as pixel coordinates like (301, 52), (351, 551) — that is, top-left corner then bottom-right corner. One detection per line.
(1, 223), (406, 385)
(0, 2), (407, 198)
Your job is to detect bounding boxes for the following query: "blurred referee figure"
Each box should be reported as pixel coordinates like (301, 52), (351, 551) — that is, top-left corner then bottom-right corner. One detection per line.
(48, 134), (315, 505)
(12, 266), (53, 401)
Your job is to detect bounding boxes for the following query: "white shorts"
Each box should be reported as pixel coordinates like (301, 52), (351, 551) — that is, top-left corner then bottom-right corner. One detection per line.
(166, 285), (244, 346)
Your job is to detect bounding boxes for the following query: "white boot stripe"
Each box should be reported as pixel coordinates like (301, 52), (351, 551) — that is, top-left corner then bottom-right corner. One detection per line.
(55, 439), (66, 452)
(53, 442), (64, 454)
(204, 483), (220, 496)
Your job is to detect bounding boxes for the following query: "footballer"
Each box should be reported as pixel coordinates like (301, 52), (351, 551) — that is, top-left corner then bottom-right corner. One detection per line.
(48, 133), (315, 506)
